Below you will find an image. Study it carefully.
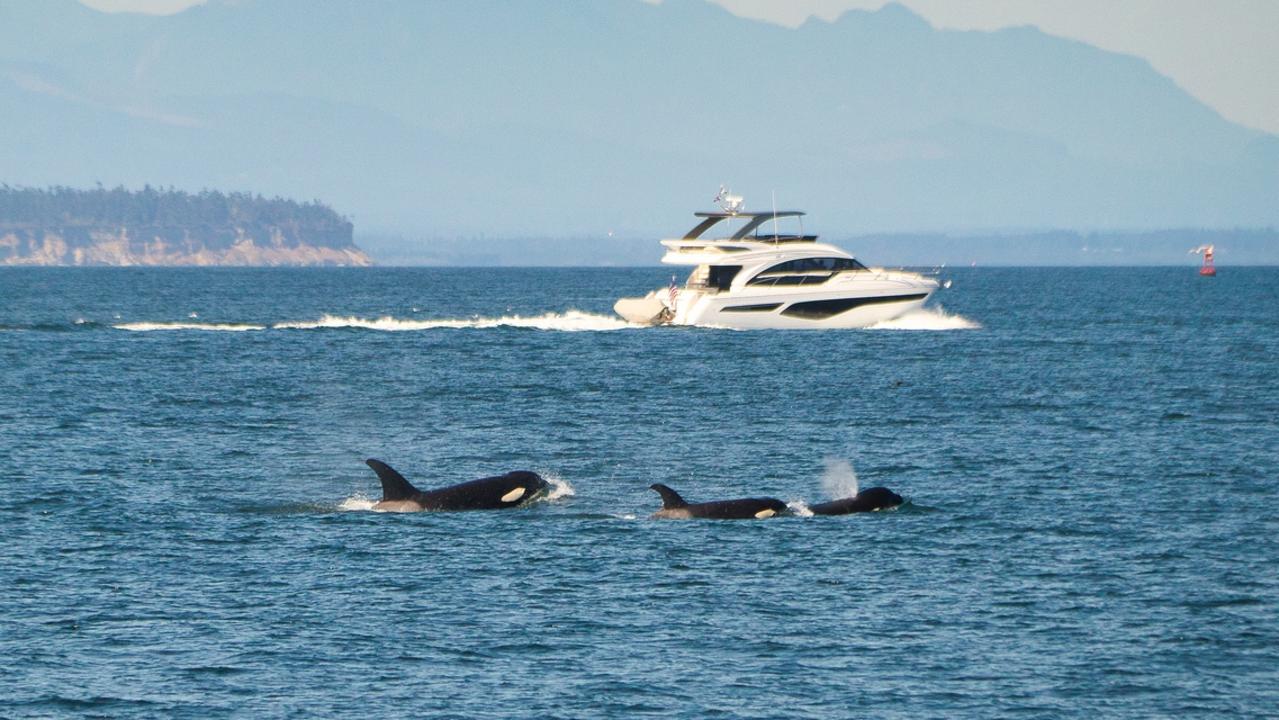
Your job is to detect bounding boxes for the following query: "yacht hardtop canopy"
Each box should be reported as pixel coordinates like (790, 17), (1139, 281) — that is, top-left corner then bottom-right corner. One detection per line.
(684, 210), (808, 240)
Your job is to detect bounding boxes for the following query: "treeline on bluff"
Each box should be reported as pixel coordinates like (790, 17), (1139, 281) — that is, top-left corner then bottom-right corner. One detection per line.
(0, 184), (353, 249)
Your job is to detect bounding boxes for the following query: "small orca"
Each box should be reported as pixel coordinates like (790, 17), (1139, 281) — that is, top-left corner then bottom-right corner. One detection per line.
(807, 487), (903, 515)
(365, 459), (549, 512)
(649, 483), (787, 520)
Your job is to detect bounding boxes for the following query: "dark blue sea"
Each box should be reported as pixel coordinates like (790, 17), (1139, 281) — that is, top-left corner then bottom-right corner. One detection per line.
(2, 266), (1276, 718)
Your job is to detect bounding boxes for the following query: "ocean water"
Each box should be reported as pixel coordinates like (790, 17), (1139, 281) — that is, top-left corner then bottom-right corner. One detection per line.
(1, 266), (1276, 718)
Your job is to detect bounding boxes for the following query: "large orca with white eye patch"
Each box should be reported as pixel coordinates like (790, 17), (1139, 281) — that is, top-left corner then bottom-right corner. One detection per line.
(807, 487), (903, 515)
(365, 459), (549, 512)
(649, 483), (787, 520)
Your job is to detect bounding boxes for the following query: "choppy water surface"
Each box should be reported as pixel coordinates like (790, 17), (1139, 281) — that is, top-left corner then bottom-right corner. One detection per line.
(1, 267), (1276, 718)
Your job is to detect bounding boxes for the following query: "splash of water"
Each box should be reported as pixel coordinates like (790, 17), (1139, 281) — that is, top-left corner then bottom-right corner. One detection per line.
(787, 501), (814, 517)
(821, 457), (860, 500)
(337, 493), (377, 511)
(867, 305), (980, 331)
(541, 473), (576, 502)
(273, 311), (635, 332)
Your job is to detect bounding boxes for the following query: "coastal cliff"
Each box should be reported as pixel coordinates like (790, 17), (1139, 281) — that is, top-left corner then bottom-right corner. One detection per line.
(0, 186), (372, 267)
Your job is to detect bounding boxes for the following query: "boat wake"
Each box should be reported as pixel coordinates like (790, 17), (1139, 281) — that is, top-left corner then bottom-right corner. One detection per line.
(274, 311), (635, 332)
(106, 308), (971, 333)
(109, 311), (637, 333)
(114, 321), (267, 332)
(867, 306), (979, 330)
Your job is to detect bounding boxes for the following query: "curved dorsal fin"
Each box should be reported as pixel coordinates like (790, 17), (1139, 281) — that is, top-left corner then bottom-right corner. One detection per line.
(649, 483), (687, 509)
(365, 459), (421, 501)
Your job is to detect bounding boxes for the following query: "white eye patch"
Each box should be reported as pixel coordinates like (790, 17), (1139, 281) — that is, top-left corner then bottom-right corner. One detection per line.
(501, 487), (526, 503)
(754, 509), (776, 519)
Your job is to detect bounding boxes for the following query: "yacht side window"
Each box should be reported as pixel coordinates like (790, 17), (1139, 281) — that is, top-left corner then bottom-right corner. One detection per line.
(745, 257), (865, 286)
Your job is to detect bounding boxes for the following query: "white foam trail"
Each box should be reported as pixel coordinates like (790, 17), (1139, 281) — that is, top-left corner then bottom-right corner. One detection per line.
(273, 311), (635, 332)
(868, 305), (980, 330)
(821, 457), (860, 500)
(338, 493), (377, 511)
(114, 321), (266, 332)
(541, 473), (576, 502)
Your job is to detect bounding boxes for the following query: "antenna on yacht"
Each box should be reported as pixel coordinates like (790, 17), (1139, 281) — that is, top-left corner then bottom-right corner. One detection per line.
(771, 189), (779, 243)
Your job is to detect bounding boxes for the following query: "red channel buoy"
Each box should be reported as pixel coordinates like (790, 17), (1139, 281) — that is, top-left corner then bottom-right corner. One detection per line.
(1191, 244), (1216, 277)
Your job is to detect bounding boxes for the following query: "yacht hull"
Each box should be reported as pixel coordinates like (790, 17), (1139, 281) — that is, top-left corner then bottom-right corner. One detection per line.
(681, 289), (932, 329)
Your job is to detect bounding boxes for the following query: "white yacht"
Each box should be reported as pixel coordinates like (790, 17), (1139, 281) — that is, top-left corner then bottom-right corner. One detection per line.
(614, 193), (940, 329)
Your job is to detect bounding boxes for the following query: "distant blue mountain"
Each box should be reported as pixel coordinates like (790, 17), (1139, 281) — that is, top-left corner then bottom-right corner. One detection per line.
(2, 0), (1275, 248)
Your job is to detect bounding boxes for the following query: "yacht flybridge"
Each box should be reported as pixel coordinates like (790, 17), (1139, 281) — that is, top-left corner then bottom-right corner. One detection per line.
(614, 193), (940, 329)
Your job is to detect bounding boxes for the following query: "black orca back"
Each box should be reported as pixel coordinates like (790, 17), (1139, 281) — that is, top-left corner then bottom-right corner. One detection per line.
(366, 459), (423, 501)
(688, 497), (787, 519)
(808, 486), (903, 515)
(420, 471), (549, 510)
(651, 484), (785, 519)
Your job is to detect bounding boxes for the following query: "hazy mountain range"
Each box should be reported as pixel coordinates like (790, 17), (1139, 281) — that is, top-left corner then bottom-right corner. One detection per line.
(1, 0), (1275, 263)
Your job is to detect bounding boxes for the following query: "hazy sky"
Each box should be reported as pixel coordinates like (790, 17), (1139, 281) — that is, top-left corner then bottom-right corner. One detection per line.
(77, 0), (1279, 136)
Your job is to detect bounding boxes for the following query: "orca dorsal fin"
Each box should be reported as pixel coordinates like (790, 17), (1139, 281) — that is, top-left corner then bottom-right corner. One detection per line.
(366, 459), (422, 501)
(650, 483), (688, 509)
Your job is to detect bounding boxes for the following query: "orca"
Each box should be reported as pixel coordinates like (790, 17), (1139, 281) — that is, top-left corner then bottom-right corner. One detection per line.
(807, 487), (903, 515)
(365, 459), (549, 512)
(649, 483), (787, 520)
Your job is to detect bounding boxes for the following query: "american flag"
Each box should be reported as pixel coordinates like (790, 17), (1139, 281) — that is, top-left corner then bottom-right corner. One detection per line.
(668, 275), (679, 308)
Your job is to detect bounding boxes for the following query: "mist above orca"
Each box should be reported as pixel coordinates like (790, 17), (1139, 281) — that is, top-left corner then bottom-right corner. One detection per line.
(364, 459), (549, 512)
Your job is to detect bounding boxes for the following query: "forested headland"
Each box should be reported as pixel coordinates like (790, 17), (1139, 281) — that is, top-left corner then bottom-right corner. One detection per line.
(0, 186), (370, 266)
